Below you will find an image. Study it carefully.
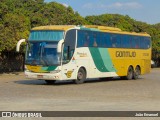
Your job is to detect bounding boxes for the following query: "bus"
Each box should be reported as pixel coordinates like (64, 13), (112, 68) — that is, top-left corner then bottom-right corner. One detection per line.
(16, 25), (151, 84)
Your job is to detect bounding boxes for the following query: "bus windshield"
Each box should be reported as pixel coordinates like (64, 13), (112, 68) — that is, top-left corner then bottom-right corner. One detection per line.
(25, 42), (60, 66)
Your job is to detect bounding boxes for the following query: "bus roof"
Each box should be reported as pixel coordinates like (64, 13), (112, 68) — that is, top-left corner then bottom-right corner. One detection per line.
(84, 25), (151, 37)
(31, 25), (151, 37)
(31, 25), (75, 31)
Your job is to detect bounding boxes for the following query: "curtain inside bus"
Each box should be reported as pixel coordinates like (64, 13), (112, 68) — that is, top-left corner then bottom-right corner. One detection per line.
(29, 30), (64, 41)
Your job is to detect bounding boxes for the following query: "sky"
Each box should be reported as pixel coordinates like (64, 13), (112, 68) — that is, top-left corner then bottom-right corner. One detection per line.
(45, 0), (160, 24)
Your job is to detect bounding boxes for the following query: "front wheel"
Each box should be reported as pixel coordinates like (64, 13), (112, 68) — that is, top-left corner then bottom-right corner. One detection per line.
(75, 68), (86, 84)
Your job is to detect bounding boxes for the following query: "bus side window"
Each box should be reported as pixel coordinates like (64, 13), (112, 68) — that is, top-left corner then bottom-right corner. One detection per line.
(116, 34), (121, 48)
(101, 33), (106, 47)
(63, 46), (74, 62)
(89, 31), (94, 47)
(104, 33), (112, 48)
(143, 37), (150, 49)
(63, 45), (68, 61)
(131, 36), (135, 48)
(122, 35), (129, 48)
(146, 38), (151, 48)
(136, 37), (140, 48)
(121, 35), (125, 48)
(140, 37), (145, 49)
(77, 31), (83, 47)
(70, 49), (75, 57)
(84, 34), (89, 47)
(93, 33), (97, 47)
(96, 32), (102, 47)
(84, 31), (94, 47)
(111, 34), (117, 48)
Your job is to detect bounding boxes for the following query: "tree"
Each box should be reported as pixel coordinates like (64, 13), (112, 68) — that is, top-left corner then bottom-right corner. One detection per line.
(0, 13), (30, 52)
(0, 0), (160, 66)
(0, 0), (87, 53)
(85, 14), (160, 66)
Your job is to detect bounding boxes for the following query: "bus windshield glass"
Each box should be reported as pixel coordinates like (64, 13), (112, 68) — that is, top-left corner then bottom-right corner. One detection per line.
(25, 42), (60, 66)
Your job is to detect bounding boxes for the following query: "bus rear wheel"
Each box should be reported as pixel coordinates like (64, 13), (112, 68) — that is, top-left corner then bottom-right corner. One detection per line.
(133, 66), (140, 80)
(75, 68), (86, 84)
(125, 66), (133, 80)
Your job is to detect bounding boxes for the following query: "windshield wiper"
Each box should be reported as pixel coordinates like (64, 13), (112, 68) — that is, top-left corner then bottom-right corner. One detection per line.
(40, 58), (49, 66)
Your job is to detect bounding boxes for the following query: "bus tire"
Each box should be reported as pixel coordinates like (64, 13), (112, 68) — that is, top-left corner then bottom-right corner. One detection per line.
(133, 66), (140, 80)
(45, 80), (56, 84)
(75, 68), (86, 84)
(126, 66), (133, 80)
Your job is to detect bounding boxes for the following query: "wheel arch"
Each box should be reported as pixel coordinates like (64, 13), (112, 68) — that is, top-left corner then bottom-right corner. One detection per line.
(129, 65), (134, 71)
(75, 66), (87, 84)
(136, 65), (141, 74)
(77, 66), (87, 79)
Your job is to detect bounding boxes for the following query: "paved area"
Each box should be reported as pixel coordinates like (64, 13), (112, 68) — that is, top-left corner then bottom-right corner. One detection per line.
(0, 68), (160, 119)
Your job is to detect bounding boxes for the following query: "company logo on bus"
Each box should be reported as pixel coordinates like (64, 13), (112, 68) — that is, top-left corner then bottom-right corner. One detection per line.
(77, 52), (87, 57)
(65, 71), (73, 78)
(116, 51), (136, 57)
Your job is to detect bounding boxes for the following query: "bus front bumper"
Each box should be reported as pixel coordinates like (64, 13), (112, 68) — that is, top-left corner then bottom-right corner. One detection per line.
(25, 71), (62, 80)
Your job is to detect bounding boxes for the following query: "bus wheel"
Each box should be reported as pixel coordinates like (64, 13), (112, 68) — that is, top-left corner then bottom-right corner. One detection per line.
(75, 68), (86, 84)
(45, 80), (56, 84)
(126, 66), (133, 80)
(133, 66), (140, 80)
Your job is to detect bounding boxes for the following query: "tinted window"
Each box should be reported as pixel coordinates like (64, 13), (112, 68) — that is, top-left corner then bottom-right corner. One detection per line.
(122, 35), (131, 48)
(77, 30), (151, 49)
(65, 29), (76, 50)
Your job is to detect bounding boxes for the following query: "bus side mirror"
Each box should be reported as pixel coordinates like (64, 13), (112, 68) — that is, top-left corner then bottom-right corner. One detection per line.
(16, 39), (26, 52)
(57, 39), (64, 53)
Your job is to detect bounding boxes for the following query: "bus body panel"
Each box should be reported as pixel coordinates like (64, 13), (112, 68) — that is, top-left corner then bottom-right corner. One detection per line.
(70, 47), (118, 79)
(22, 25), (151, 82)
(108, 48), (151, 76)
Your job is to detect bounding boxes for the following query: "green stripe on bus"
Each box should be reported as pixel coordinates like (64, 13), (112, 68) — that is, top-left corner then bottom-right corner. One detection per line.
(98, 48), (116, 72)
(89, 48), (108, 72)
(41, 66), (57, 71)
(89, 48), (116, 72)
(47, 66), (57, 71)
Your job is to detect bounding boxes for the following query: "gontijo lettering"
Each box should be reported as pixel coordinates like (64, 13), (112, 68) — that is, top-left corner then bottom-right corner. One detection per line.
(116, 51), (136, 57)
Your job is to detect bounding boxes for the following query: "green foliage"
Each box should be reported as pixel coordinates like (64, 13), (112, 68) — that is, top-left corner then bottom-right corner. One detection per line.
(0, 0), (87, 53)
(0, 13), (30, 53)
(0, 1), (160, 65)
(85, 14), (160, 65)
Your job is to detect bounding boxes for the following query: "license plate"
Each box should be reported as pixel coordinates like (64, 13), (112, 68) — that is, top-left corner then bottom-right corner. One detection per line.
(37, 75), (43, 78)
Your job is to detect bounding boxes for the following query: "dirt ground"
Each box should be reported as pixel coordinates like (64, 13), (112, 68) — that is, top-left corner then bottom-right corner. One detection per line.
(0, 68), (160, 119)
